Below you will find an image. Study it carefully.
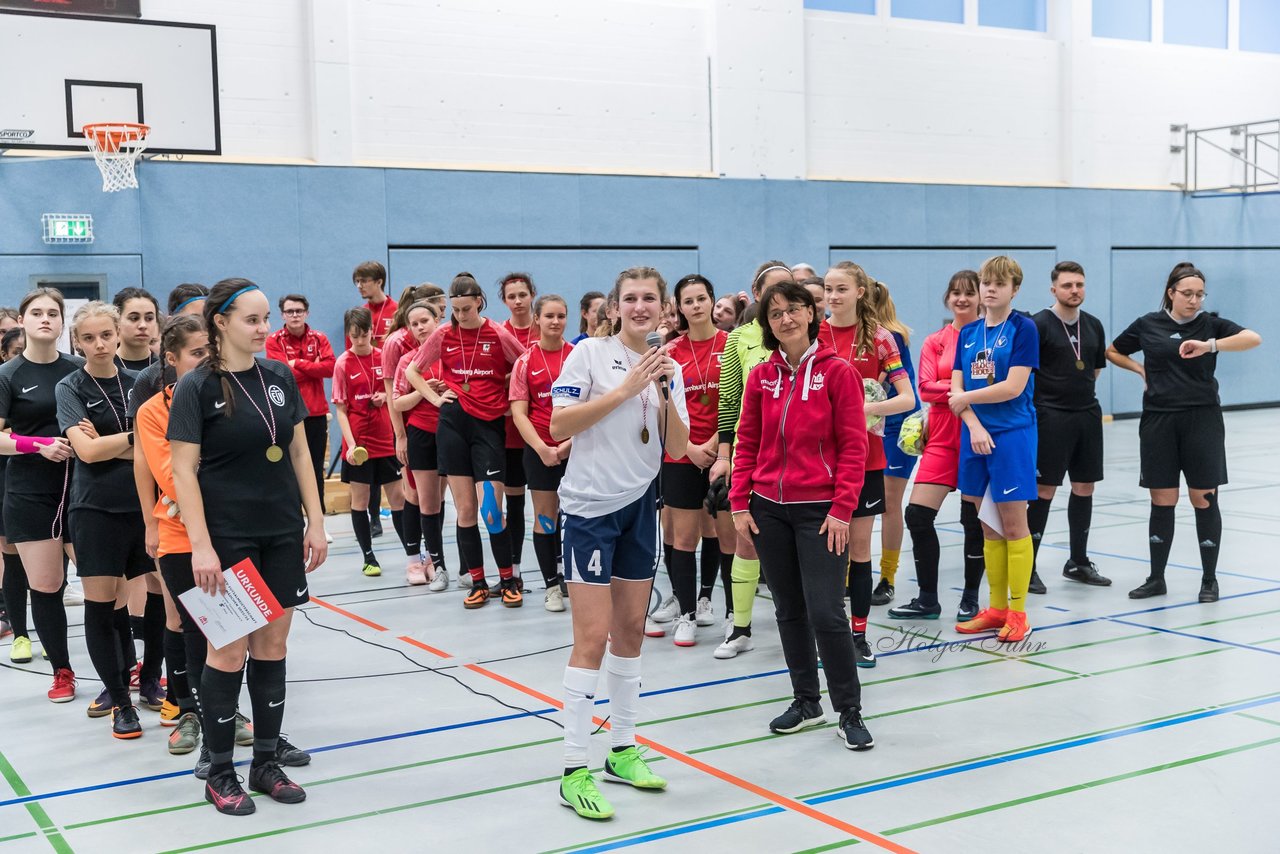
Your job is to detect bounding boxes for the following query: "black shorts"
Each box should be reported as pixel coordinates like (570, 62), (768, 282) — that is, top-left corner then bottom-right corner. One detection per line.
(524, 445), (567, 492)
(1139, 407), (1227, 490)
(436, 403), (505, 481)
(661, 460), (710, 511)
(4, 487), (69, 544)
(851, 469), (886, 518)
(158, 552), (198, 632)
(71, 508), (152, 579)
(210, 532), (309, 610)
(504, 446), (527, 489)
(1036, 407), (1104, 486)
(406, 425), (438, 472)
(341, 455), (402, 485)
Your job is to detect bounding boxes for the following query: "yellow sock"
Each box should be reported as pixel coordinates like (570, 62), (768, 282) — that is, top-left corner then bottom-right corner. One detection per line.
(984, 539), (1009, 610)
(730, 557), (760, 627)
(879, 549), (900, 586)
(1005, 535), (1034, 613)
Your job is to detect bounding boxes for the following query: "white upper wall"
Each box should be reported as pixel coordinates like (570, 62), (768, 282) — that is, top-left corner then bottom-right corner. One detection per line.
(133, 0), (1280, 188)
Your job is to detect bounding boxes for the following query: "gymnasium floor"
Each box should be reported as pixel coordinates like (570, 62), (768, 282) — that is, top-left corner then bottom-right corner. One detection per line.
(1, 410), (1277, 853)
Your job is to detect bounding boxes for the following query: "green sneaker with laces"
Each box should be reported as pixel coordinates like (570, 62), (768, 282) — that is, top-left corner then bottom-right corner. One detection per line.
(362, 562), (382, 577)
(559, 768), (614, 820)
(604, 746), (667, 790)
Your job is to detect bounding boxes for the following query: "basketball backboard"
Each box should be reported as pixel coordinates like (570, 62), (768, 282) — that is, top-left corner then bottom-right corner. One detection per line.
(0, 10), (219, 155)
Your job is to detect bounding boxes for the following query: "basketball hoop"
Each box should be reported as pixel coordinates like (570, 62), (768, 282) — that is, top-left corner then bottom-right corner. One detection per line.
(82, 123), (150, 192)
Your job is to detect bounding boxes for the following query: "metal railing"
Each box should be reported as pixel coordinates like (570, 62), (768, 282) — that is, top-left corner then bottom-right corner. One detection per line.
(1170, 119), (1279, 196)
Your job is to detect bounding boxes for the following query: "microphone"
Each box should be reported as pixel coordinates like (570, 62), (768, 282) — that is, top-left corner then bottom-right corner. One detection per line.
(645, 330), (669, 400)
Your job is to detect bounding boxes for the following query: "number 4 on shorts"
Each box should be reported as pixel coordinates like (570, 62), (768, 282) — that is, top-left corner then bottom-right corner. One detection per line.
(570, 547), (604, 578)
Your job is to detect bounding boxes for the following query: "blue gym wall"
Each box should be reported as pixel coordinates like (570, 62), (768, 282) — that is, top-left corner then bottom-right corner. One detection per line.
(2, 156), (1277, 417)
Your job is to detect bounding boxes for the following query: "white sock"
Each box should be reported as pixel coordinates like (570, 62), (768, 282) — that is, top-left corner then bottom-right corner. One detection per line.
(605, 651), (642, 749)
(562, 666), (600, 768)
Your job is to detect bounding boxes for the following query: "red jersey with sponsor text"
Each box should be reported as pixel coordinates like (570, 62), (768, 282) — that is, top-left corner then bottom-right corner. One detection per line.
(509, 342), (574, 447)
(410, 319), (524, 423)
(332, 348), (394, 458)
(664, 330), (727, 464)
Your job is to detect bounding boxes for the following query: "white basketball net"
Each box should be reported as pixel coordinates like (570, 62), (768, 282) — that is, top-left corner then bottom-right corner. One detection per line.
(82, 124), (149, 192)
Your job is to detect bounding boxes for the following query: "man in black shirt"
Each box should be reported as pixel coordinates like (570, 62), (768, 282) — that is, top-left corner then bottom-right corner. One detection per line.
(1027, 262), (1111, 591)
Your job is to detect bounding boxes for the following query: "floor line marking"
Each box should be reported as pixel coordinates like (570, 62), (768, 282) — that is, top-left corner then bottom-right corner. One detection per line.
(1105, 617), (1280, 657)
(0, 749), (72, 853)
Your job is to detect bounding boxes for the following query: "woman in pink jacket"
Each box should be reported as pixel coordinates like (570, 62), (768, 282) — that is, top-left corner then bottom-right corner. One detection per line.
(730, 280), (873, 752)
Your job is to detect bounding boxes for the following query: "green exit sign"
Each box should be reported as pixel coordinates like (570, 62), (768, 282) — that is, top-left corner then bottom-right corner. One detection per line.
(42, 214), (94, 244)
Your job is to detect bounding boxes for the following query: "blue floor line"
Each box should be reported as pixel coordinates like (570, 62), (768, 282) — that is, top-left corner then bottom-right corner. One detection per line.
(1105, 617), (1280, 657)
(3, 583), (1278, 812)
(572, 692), (1280, 852)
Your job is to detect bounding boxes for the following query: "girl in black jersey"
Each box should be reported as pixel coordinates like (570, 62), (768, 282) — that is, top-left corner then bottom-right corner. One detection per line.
(1107, 262), (1261, 603)
(0, 289), (81, 703)
(56, 302), (149, 738)
(0, 326), (28, 653)
(169, 278), (328, 816)
(113, 287), (160, 372)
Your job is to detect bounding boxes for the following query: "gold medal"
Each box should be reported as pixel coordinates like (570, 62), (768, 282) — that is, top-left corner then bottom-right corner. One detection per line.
(266, 444), (284, 463)
(641, 427), (650, 444)
(461, 382), (471, 392)
(698, 393), (710, 406)
(1075, 359), (1085, 371)
(351, 446), (369, 465)
(985, 374), (995, 386)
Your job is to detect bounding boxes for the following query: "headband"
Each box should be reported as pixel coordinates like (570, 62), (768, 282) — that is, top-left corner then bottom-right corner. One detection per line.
(173, 295), (207, 312)
(1169, 269), (1205, 287)
(753, 265), (792, 286)
(218, 285), (260, 314)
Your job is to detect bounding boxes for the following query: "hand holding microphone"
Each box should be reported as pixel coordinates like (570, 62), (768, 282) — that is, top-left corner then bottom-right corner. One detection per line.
(645, 331), (674, 401)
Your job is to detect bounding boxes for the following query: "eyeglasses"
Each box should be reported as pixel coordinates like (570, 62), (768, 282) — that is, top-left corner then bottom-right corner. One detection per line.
(767, 305), (809, 322)
(282, 309), (307, 316)
(1173, 289), (1206, 301)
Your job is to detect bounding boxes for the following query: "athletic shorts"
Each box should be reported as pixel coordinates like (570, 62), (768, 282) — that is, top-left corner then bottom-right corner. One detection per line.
(504, 446), (527, 489)
(210, 532), (309, 610)
(563, 479), (658, 586)
(1139, 407), (1227, 490)
(4, 487), (69, 544)
(71, 508), (152, 579)
(436, 402), (505, 481)
(523, 445), (567, 493)
(406, 425), (438, 472)
(662, 460), (710, 511)
(852, 469), (887, 518)
(1037, 406), (1104, 486)
(341, 455), (402, 486)
(882, 430), (918, 480)
(157, 552), (199, 632)
(959, 424), (1037, 503)
(915, 407), (961, 489)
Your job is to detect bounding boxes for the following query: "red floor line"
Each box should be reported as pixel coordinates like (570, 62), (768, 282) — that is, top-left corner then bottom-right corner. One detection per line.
(309, 595), (914, 854)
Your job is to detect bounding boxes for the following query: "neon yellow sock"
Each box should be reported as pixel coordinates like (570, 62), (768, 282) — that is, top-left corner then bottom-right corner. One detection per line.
(1005, 535), (1034, 613)
(984, 539), (1009, 610)
(879, 549), (900, 586)
(730, 557), (760, 628)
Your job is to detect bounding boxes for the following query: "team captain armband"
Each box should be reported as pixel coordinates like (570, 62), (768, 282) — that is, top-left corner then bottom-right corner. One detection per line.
(551, 385), (581, 399)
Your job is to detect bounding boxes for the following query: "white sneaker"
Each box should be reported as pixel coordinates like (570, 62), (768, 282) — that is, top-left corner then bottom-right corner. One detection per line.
(406, 559), (428, 586)
(428, 566), (449, 592)
(714, 633), (754, 660)
(62, 584), (84, 607)
(695, 597), (715, 626)
(458, 571), (473, 590)
(724, 614), (734, 639)
(544, 586), (566, 612)
(644, 616), (667, 637)
(651, 595), (679, 623)
(673, 615), (696, 647)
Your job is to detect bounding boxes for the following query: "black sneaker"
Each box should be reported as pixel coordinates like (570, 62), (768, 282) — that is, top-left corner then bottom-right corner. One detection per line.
(888, 598), (941, 620)
(1063, 559), (1111, 586)
(1199, 577), (1219, 603)
(853, 633), (876, 668)
(370, 515), (384, 538)
(769, 699), (826, 734)
(1028, 570), (1047, 594)
(111, 705), (142, 740)
(193, 744), (212, 780)
(870, 578), (894, 606)
(1128, 577), (1167, 599)
(248, 760), (307, 804)
(205, 768), (256, 816)
(837, 709), (874, 751)
(956, 593), (979, 623)
(276, 735), (311, 767)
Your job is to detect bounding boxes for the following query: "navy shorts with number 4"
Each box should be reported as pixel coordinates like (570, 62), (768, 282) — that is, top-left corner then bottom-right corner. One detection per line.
(563, 480), (658, 586)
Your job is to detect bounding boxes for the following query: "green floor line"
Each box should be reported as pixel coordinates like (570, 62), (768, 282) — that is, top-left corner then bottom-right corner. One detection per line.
(790, 838), (861, 854)
(0, 749), (72, 854)
(881, 735), (1280, 836)
(1236, 712), (1280, 728)
(1174, 607), (1280, 630)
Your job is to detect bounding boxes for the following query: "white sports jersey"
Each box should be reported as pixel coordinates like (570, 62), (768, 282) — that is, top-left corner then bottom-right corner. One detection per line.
(552, 336), (689, 518)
